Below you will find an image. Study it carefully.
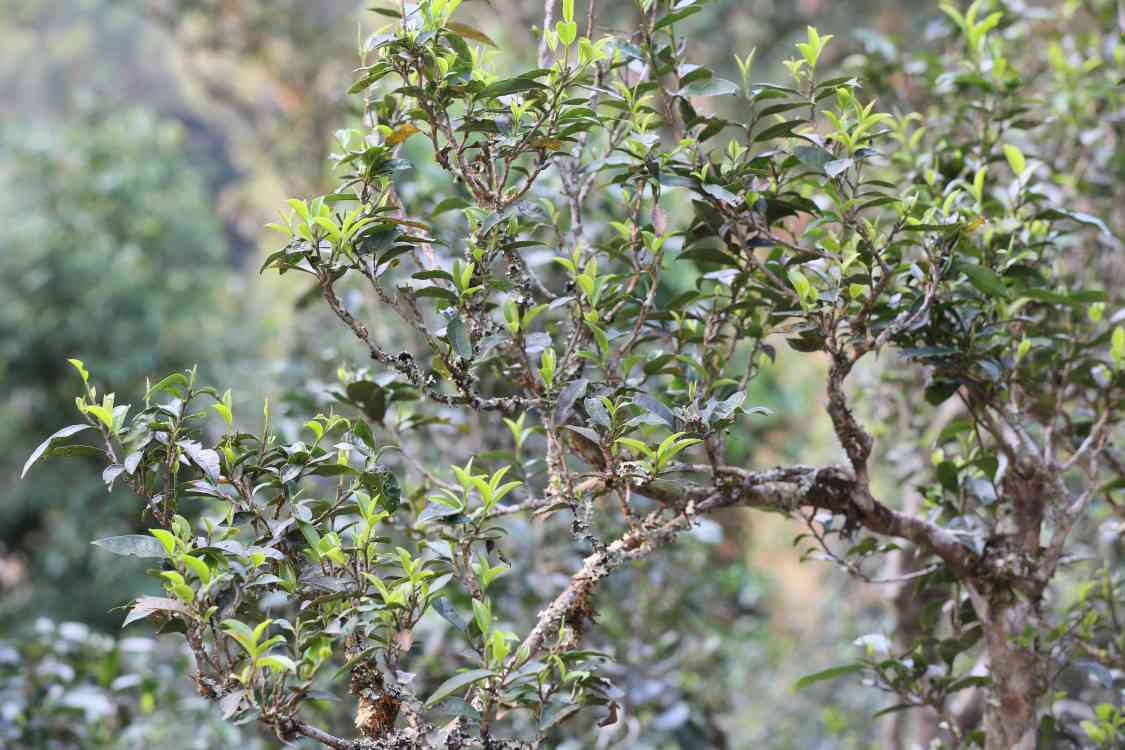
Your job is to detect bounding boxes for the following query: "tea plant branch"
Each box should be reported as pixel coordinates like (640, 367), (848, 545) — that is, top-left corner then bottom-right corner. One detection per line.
(319, 267), (528, 414)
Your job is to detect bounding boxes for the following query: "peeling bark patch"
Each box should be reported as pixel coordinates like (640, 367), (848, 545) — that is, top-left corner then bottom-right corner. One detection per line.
(353, 662), (400, 738)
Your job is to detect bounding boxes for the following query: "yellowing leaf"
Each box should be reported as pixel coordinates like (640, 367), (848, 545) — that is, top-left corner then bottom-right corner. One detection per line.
(963, 215), (988, 233)
(257, 654), (297, 673)
(445, 22), (497, 47)
(386, 123), (420, 147)
(531, 138), (565, 151)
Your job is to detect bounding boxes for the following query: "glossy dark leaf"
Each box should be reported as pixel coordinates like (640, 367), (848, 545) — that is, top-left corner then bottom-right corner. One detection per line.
(959, 262), (1008, 298)
(794, 145), (834, 172)
(432, 597), (467, 633)
(653, 4), (704, 30)
(477, 77), (547, 99)
(754, 119), (807, 141)
(445, 314), (473, 359)
(632, 394), (676, 428)
(554, 378), (589, 426)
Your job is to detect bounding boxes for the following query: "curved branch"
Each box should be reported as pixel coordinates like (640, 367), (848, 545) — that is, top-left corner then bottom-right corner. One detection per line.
(510, 494), (719, 666)
(511, 461), (978, 671)
(293, 720), (354, 750)
(701, 464), (975, 577)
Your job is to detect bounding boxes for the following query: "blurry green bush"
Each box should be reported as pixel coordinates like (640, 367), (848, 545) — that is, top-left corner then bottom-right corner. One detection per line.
(0, 109), (237, 628)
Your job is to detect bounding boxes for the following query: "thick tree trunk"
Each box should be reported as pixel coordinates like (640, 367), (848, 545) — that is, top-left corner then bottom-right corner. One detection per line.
(980, 597), (1043, 750)
(975, 465), (1054, 749)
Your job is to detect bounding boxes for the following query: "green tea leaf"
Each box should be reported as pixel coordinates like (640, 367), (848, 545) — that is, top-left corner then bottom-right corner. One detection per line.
(424, 669), (494, 708)
(793, 663), (864, 691)
(1002, 143), (1026, 176)
(960, 262), (1008, 298)
(92, 535), (169, 558)
(22, 425), (93, 478)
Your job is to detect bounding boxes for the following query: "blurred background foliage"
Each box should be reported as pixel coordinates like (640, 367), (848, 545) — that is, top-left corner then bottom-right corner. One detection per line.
(0, 108), (234, 629)
(0, 0), (1118, 748)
